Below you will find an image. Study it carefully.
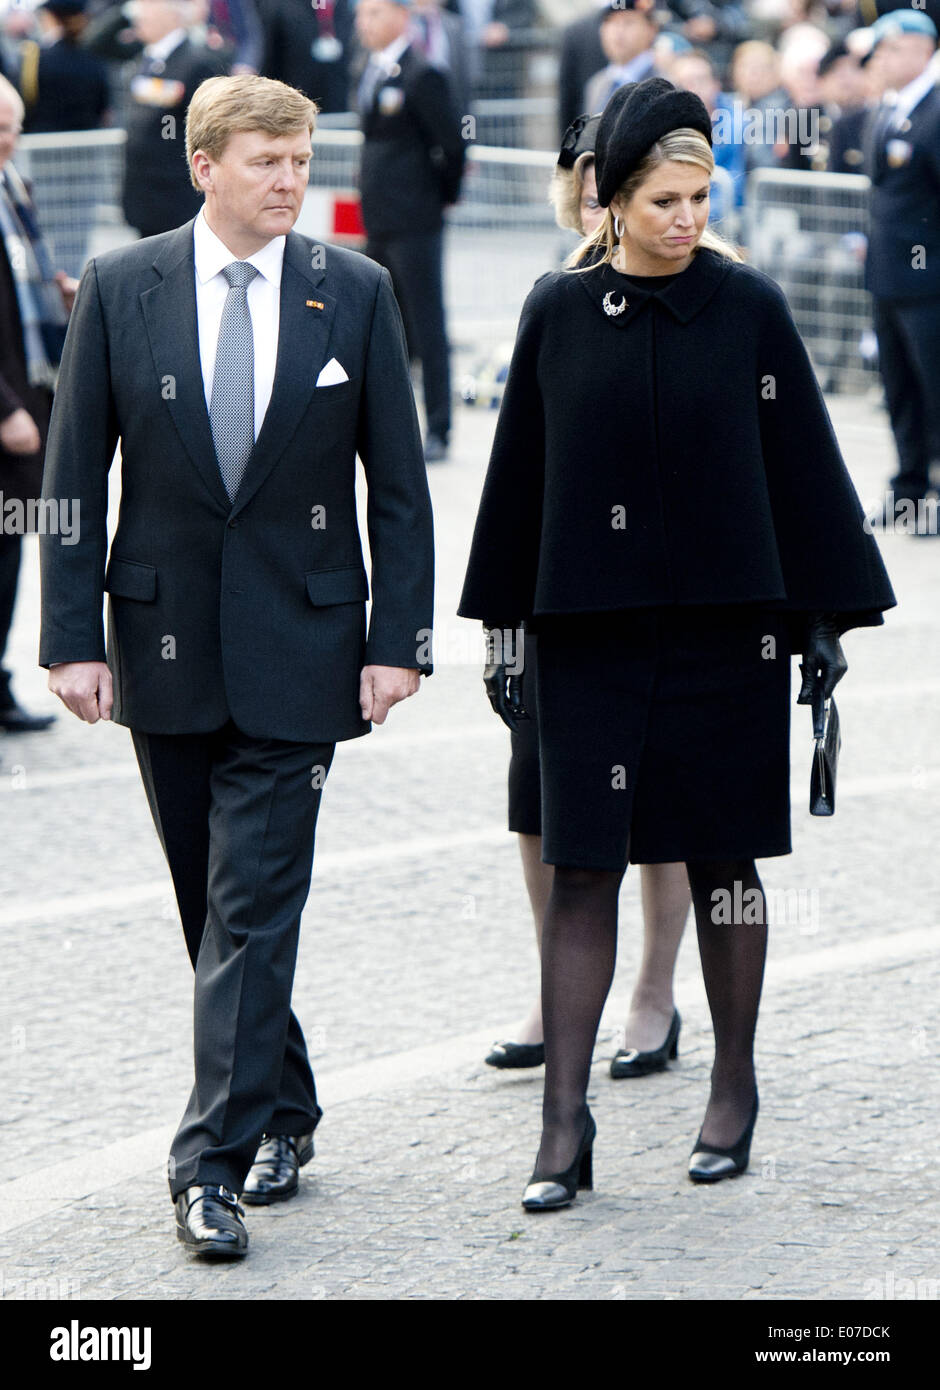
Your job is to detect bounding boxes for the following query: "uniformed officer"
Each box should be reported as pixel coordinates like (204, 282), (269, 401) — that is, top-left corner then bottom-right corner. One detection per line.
(355, 0), (466, 464)
(84, 0), (228, 238)
(863, 9), (940, 522)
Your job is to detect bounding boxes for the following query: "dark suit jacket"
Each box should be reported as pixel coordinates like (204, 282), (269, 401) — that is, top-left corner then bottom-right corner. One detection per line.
(864, 84), (940, 300)
(257, 0), (354, 114)
(38, 221), (435, 742)
(558, 10), (606, 141)
(358, 42), (466, 239)
(0, 193), (53, 509)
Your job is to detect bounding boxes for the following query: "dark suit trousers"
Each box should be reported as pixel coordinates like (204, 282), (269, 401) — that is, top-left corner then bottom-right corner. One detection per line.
(0, 530), (21, 709)
(131, 720), (335, 1198)
(366, 231), (451, 440)
(872, 295), (940, 498)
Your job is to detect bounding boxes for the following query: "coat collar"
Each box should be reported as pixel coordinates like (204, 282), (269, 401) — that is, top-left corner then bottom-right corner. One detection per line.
(141, 220), (333, 516)
(575, 246), (732, 328)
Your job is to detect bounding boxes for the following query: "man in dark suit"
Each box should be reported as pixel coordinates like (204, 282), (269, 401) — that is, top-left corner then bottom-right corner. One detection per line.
(38, 73), (434, 1257)
(83, 0), (228, 237)
(862, 10), (940, 520)
(355, 0), (465, 463)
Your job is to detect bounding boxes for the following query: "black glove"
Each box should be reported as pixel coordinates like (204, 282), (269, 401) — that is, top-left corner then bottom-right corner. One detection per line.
(798, 614), (847, 736)
(483, 625), (530, 733)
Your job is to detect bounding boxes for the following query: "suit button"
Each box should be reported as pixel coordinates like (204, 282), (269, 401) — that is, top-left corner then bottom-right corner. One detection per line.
(227, 519), (237, 529)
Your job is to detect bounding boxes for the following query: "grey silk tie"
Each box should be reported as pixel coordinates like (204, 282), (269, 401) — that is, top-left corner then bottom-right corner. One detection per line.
(209, 261), (259, 500)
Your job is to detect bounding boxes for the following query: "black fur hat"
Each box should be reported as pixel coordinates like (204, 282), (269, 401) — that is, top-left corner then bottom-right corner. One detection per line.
(594, 77), (713, 208)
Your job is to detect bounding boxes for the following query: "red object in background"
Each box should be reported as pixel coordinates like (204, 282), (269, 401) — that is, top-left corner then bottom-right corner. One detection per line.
(333, 196), (365, 240)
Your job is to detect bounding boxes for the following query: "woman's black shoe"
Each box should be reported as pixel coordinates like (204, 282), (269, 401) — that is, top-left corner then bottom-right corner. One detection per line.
(688, 1092), (759, 1183)
(609, 1009), (680, 1079)
(485, 1039), (545, 1069)
(522, 1110), (596, 1210)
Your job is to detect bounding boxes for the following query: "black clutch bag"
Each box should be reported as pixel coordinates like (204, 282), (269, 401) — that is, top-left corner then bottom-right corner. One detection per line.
(809, 695), (841, 816)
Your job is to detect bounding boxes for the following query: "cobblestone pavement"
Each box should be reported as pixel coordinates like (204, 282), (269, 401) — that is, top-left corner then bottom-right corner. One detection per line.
(0, 394), (937, 1302)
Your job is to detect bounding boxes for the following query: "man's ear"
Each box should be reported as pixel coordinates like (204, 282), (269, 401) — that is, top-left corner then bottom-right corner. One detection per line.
(191, 150), (213, 194)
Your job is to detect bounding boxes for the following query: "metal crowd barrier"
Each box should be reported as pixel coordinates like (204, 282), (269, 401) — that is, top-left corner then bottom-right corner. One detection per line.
(745, 167), (877, 394)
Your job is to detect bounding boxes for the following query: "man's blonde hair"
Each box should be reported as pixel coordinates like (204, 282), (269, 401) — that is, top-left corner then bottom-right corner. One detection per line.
(185, 75), (319, 190)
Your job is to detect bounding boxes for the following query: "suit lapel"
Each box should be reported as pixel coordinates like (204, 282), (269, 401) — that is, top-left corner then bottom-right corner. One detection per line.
(230, 230), (335, 517)
(140, 220), (232, 511)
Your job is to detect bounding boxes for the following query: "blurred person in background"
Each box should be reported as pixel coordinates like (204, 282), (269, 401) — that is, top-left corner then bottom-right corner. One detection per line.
(862, 9), (940, 525)
(668, 0), (750, 82)
(84, 0), (262, 71)
(256, 0), (354, 112)
(1, 2), (34, 85)
(773, 22), (829, 169)
(817, 37), (868, 171)
(84, 0), (228, 236)
(0, 72), (76, 733)
(201, 0), (263, 72)
(17, 0), (111, 133)
(355, 0), (465, 464)
(558, 0), (607, 139)
(729, 37), (788, 170)
(442, 0), (534, 100)
(411, 0), (472, 115)
(484, 108), (692, 1081)
(583, 0), (658, 115)
(671, 47), (746, 215)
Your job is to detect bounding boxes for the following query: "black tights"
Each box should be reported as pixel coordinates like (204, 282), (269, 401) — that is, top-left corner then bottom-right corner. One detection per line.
(535, 858), (766, 1178)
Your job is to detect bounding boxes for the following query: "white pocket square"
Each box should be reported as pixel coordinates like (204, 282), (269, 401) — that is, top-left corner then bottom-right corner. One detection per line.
(316, 358), (349, 387)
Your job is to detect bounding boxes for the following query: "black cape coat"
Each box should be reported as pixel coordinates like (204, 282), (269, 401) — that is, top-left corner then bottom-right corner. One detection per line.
(457, 247), (895, 650)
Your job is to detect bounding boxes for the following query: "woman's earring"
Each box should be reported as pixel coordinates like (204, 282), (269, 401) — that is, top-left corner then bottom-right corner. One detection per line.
(614, 214), (625, 238)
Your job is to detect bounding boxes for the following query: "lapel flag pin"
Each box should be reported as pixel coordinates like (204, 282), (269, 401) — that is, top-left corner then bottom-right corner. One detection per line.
(306, 300), (325, 310)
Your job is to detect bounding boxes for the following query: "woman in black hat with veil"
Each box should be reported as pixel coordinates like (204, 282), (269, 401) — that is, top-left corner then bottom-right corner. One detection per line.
(459, 77), (895, 1209)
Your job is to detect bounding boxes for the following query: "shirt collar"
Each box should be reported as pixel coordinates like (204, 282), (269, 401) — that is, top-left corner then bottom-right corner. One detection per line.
(143, 28), (188, 63)
(193, 206), (286, 289)
(891, 66), (937, 124)
(373, 33), (411, 72)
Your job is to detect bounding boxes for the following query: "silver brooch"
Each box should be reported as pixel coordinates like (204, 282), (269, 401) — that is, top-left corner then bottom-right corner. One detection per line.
(603, 291), (628, 318)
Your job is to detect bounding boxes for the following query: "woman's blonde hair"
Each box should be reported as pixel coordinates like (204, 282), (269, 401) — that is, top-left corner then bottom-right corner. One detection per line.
(548, 150), (596, 235)
(566, 128), (743, 272)
(186, 75), (319, 190)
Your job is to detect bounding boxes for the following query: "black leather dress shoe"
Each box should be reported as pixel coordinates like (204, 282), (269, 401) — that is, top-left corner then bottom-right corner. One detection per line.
(175, 1185), (248, 1257)
(0, 702), (56, 733)
(241, 1131), (315, 1205)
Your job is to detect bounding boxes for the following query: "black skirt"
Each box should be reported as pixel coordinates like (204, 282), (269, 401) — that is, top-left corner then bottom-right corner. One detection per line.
(525, 606), (792, 871)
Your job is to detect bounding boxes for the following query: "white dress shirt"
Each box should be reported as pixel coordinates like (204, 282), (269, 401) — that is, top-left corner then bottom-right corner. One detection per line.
(192, 207), (285, 441)
(887, 65), (938, 129)
(141, 27), (188, 69)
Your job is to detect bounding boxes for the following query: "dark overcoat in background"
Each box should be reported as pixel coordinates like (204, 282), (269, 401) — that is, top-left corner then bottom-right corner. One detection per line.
(0, 230), (52, 509)
(458, 247), (896, 642)
(358, 42), (465, 239)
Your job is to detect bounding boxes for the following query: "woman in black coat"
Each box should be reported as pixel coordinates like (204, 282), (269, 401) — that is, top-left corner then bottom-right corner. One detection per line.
(458, 77), (896, 1209)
